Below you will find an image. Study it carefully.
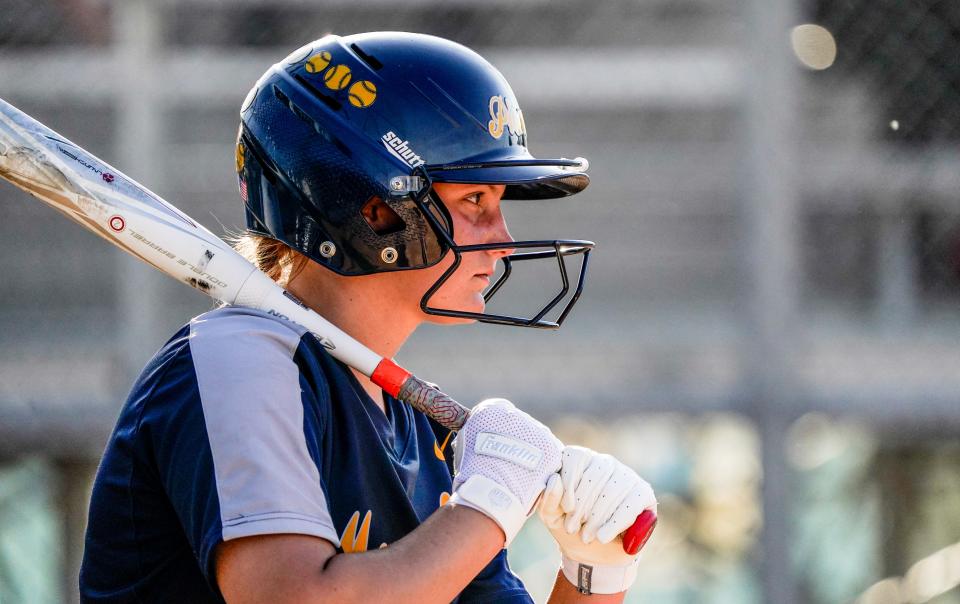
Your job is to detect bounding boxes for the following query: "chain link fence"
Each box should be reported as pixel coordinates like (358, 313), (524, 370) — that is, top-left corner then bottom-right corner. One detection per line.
(802, 0), (960, 309)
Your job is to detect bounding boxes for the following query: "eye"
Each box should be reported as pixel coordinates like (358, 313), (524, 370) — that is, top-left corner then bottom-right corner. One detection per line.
(464, 192), (482, 205)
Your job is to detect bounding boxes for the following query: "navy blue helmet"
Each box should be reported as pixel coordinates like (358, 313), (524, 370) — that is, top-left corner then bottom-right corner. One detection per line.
(238, 32), (593, 328)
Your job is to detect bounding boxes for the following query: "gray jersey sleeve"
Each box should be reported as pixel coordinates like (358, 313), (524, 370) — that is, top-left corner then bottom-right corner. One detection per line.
(189, 307), (339, 547)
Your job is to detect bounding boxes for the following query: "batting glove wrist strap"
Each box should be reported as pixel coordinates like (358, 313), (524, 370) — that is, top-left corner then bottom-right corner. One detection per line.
(560, 555), (639, 595)
(449, 475), (527, 545)
(545, 501), (641, 595)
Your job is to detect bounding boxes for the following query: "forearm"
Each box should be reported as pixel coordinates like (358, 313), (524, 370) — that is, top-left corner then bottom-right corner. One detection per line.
(311, 504), (504, 603)
(547, 570), (626, 604)
(218, 504), (504, 604)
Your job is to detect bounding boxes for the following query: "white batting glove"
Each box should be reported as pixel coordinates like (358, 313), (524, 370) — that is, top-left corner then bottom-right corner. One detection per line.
(449, 398), (563, 546)
(539, 446), (657, 595)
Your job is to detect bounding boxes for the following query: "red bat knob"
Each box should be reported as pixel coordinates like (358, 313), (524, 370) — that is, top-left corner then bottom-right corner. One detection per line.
(622, 509), (657, 555)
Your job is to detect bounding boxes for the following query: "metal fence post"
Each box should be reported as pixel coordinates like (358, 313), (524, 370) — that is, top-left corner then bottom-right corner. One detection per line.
(740, 0), (803, 601)
(113, 0), (167, 376)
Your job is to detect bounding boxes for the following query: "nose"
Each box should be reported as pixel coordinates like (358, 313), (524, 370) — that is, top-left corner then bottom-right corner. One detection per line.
(486, 206), (516, 259)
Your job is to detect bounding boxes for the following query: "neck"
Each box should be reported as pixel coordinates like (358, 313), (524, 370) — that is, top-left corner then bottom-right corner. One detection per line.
(285, 263), (423, 408)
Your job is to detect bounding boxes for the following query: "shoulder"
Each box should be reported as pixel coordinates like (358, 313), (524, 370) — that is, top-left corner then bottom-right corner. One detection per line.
(183, 305), (337, 420)
(185, 305), (336, 391)
(187, 305), (311, 364)
(131, 305), (333, 437)
(139, 307), (336, 494)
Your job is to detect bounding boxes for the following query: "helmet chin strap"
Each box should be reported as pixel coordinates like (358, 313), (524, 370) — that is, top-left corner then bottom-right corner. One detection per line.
(410, 175), (593, 329)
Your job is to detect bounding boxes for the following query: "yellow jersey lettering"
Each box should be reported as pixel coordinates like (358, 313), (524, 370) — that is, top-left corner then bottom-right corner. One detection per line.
(339, 510), (372, 553)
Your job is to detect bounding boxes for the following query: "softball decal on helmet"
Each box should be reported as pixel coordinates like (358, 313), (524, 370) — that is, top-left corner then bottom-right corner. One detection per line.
(348, 80), (378, 108)
(324, 64), (353, 90)
(304, 51), (332, 73)
(302, 51), (378, 109)
(235, 141), (245, 173)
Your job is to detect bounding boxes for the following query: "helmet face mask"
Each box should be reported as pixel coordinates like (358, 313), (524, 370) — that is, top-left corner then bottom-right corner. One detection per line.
(237, 32), (594, 328)
(408, 171), (593, 329)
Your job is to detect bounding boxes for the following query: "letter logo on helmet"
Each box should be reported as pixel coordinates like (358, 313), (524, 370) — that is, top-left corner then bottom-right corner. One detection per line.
(487, 95), (526, 145)
(237, 32), (594, 329)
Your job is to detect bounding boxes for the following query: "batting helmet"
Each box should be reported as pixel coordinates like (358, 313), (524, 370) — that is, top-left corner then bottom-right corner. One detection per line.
(237, 32), (593, 328)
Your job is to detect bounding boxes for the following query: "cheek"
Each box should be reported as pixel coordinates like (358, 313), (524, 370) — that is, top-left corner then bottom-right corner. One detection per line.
(450, 215), (485, 247)
(417, 250), (485, 309)
(421, 250), (470, 291)
(410, 210), (491, 306)
(408, 249), (459, 299)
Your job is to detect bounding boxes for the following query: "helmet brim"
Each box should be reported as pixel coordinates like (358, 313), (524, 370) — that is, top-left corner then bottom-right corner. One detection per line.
(426, 163), (589, 200)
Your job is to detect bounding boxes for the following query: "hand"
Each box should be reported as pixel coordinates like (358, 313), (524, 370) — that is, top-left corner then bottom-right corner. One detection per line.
(539, 446), (657, 595)
(449, 398), (563, 546)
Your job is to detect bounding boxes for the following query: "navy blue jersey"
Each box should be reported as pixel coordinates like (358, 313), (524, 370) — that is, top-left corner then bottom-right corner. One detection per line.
(80, 307), (532, 603)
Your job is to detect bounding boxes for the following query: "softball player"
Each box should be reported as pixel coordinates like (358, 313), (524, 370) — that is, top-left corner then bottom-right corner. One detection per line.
(80, 32), (656, 603)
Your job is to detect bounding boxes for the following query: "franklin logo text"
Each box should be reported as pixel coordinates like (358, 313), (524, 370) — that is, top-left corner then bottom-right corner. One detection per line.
(474, 432), (543, 470)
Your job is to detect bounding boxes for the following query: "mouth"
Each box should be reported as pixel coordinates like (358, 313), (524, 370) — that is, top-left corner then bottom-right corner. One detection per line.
(473, 266), (497, 281)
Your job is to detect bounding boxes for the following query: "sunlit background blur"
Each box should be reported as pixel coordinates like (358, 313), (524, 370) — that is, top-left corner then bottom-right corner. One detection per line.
(2, 1), (960, 603)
